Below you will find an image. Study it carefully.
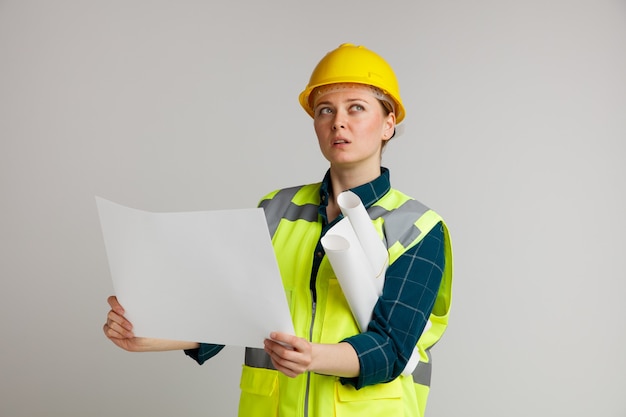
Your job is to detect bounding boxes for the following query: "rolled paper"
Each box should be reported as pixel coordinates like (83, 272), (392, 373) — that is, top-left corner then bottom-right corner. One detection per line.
(321, 228), (379, 332)
(337, 191), (389, 292)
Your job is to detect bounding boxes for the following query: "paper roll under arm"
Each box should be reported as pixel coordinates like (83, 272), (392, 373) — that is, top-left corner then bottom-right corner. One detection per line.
(337, 191), (388, 293)
(321, 234), (379, 332)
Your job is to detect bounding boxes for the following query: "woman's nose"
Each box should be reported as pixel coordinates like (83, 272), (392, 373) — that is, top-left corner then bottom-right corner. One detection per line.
(332, 117), (345, 130)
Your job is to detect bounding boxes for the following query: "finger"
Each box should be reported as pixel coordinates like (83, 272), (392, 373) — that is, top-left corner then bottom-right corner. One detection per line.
(106, 311), (134, 338)
(284, 335), (309, 353)
(103, 322), (124, 339)
(103, 319), (133, 339)
(269, 333), (311, 359)
(103, 322), (119, 338)
(107, 295), (125, 315)
(107, 309), (133, 331)
(274, 363), (298, 378)
(265, 348), (300, 377)
(271, 356), (305, 378)
(264, 340), (306, 374)
(269, 332), (300, 350)
(265, 338), (292, 357)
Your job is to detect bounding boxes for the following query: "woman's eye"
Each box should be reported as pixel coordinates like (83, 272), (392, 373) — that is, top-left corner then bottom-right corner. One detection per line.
(317, 107), (333, 116)
(350, 104), (365, 111)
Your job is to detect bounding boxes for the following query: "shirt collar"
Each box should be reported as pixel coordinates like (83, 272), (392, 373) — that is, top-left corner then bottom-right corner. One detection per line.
(319, 167), (391, 213)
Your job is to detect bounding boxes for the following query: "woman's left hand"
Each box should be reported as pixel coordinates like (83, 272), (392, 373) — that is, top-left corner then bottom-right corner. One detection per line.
(264, 332), (312, 378)
(264, 332), (360, 379)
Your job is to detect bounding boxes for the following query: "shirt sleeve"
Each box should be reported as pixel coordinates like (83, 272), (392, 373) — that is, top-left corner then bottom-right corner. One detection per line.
(184, 343), (225, 365)
(340, 222), (446, 389)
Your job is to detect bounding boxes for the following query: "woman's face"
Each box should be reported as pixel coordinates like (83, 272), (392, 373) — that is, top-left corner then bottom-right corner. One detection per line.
(312, 85), (395, 171)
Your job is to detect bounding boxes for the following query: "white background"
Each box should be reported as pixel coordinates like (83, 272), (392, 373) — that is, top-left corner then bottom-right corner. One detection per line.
(1, 1), (625, 416)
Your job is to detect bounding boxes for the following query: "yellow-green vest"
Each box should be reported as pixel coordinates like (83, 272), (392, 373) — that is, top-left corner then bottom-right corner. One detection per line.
(238, 184), (453, 417)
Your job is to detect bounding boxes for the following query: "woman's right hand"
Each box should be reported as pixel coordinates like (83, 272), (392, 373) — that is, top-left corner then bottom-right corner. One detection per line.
(103, 295), (145, 352)
(103, 295), (199, 352)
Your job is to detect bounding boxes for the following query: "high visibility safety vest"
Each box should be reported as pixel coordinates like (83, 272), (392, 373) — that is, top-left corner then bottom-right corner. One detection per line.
(238, 184), (453, 417)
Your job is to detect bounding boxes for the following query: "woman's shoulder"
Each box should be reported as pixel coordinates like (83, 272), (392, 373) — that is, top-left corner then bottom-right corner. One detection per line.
(258, 182), (322, 206)
(378, 187), (429, 210)
(378, 188), (445, 228)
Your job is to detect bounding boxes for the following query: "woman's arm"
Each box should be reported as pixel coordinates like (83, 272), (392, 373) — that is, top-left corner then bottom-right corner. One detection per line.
(341, 222), (446, 388)
(264, 332), (359, 378)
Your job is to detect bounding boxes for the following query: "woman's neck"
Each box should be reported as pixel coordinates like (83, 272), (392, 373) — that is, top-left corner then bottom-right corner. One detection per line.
(326, 164), (380, 221)
(329, 164), (380, 196)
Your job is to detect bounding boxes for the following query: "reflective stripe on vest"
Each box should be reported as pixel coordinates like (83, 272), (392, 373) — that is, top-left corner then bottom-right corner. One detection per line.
(244, 348), (432, 386)
(260, 186), (318, 237)
(368, 199), (429, 249)
(412, 349), (432, 386)
(260, 185), (430, 243)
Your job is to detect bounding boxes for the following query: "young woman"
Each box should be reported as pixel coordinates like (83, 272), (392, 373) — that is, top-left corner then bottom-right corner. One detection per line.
(104, 43), (453, 417)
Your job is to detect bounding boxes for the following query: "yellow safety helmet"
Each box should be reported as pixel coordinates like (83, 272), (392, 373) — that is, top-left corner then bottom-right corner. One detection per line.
(299, 43), (405, 124)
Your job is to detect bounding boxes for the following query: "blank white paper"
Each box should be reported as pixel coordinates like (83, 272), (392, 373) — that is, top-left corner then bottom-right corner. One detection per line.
(96, 197), (294, 349)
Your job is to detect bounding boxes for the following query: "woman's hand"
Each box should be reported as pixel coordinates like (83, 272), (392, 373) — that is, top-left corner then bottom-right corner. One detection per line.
(103, 295), (146, 352)
(264, 332), (313, 377)
(103, 295), (198, 352)
(264, 332), (360, 379)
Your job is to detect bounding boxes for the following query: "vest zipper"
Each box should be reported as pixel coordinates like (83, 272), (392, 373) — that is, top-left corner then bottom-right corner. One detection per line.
(303, 298), (316, 417)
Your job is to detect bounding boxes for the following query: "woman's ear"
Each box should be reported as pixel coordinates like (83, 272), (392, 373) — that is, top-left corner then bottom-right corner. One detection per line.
(382, 112), (396, 141)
